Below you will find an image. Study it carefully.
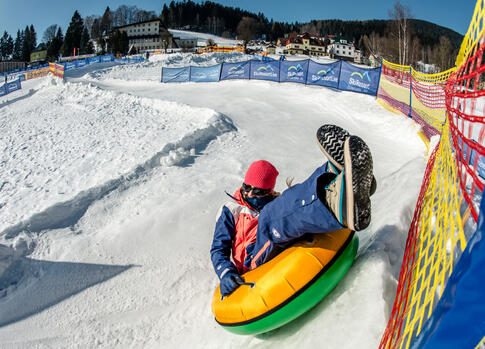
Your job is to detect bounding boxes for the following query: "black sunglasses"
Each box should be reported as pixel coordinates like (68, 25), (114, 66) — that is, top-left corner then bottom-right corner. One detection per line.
(242, 183), (272, 196)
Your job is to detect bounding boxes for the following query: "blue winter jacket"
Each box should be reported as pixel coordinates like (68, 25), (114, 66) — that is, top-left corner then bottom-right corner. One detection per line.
(210, 163), (343, 279)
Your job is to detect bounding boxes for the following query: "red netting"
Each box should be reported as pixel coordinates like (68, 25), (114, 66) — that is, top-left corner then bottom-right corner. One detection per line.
(446, 42), (485, 221)
(378, 146), (438, 349)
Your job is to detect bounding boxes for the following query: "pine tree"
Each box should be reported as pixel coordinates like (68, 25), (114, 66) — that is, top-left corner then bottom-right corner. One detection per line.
(0, 31), (14, 59)
(80, 27), (94, 54)
(29, 25), (37, 51)
(6, 34), (14, 58)
(13, 30), (23, 60)
(22, 26), (32, 61)
(100, 7), (112, 36)
(47, 27), (64, 61)
(63, 10), (85, 57)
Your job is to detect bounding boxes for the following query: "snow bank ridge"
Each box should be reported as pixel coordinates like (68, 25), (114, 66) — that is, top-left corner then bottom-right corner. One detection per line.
(1, 113), (236, 239)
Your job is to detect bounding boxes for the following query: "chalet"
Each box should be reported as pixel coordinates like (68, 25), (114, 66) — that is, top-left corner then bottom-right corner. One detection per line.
(265, 44), (276, 54)
(30, 44), (47, 63)
(114, 19), (177, 53)
(278, 33), (326, 56)
(327, 35), (355, 60)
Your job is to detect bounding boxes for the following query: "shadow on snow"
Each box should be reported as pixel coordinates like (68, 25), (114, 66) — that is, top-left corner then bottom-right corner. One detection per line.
(0, 256), (134, 328)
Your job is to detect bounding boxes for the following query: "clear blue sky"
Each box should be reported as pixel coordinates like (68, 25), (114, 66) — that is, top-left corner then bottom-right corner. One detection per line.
(0, 0), (477, 42)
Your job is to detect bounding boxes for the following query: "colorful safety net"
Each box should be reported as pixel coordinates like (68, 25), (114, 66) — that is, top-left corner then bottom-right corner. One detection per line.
(377, 60), (454, 140)
(378, 0), (485, 347)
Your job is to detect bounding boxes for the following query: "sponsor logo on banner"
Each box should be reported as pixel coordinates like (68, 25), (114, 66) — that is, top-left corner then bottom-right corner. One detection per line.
(7, 81), (19, 92)
(228, 64), (246, 76)
(349, 71), (372, 89)
(254, 65), (277, 77)
(311, 68), (338, 83)
(65, 61), (76, 70)
(192, 72), (218, 80)
(25, 67), (50, 80)
(287, 64), (304, 78)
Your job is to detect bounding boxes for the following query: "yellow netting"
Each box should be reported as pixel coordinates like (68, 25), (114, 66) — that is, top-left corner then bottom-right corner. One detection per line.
(376, 59), (411, 115)
(379, 0), (485, 347)
(380, 121), (467, 349)
(376, 60), (455, 139)
(455, 0), (485, 67)
(409, 67), (455, 134)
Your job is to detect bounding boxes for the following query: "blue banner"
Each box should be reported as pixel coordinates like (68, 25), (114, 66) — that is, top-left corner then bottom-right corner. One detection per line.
(6, 79), (21, 94)
(88, 56), (101, 64)
(410, 194), (485, 349)
(76, 59), (87, 68)
(63, 61), (76, 70)
(190, 64), (221, 82)
(338, 61), (380, 95)
(220, 61), (251, 80)
(0, 79), (21, 96)
(162, 67), (190, 83)
(279, 60), (309, 84)
(306, 60), (341, 89)
(462, 141), (485, 180)
(101, 54), (114, 62)
(250, 60), (280, 82)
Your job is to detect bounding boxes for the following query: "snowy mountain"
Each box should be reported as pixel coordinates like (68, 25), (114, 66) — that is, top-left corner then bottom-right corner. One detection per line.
(0, 52), (427, 348)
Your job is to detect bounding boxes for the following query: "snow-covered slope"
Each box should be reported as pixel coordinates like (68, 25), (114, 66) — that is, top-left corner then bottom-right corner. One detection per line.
(169, 29), (243, 47)
(0, 53), (426, 348)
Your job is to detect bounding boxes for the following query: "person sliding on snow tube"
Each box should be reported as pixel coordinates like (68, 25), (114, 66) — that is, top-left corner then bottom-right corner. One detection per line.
(210, 124), (377, 297)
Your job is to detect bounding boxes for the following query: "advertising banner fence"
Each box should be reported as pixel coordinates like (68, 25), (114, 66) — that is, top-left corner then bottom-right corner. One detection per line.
(24, 67), (50, 80)
(63, 54), (114, 71)
(338, 61), (381, 95)
(161, 58), (381, 97)
(220, 61), (251, 80)
(101, 54), (114, 62)
(162, 67), (190, 82)
(306, 60), (341, 89)
(250, 60), (280, 82)
(190, 64), (222, 82)
(279, 60), (309, 84)
(88, 56), (101, 64)
(0, 78), (22, 97)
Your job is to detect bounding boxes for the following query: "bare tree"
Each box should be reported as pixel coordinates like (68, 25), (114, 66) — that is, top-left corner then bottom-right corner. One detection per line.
(408, 36), (421, 67)
(84, 16), (96, 37)
(363, 32), (382, 61)
(43, 24), (59, 43)
(388, 1), (413, 65)
(113, 5), (131, 26)
(434, 36), (454, 71)
(133, 9), (157, 23)
(237, 17), (258, 46)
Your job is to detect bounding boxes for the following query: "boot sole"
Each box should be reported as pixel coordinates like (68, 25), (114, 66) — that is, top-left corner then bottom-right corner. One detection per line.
(317, 125), (377, 196)
(344, 136), (373, 231)
(316, 124), (350, 172)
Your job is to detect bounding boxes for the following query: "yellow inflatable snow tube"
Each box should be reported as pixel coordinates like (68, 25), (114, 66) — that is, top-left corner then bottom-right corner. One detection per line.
(212, 228), (358, 334)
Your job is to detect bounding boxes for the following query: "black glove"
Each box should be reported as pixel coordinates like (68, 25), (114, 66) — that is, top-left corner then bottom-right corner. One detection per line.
(220, 271), (243, 297)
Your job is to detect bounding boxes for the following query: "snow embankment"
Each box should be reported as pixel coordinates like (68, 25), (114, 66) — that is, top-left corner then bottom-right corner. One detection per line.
(0, 76), (236, 239)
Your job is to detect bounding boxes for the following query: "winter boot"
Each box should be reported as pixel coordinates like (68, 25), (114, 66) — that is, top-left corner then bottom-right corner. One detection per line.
(324, 136), (373, 231)
(316, 124), (349, 173)
(316, 124), (377, 196)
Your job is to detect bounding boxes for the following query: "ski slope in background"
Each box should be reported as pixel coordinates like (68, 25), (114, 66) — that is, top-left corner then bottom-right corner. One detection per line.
(0, 52), (427, 348)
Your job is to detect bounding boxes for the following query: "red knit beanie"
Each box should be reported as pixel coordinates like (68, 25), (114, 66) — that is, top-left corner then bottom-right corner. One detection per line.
(244, 160), (279, 190)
